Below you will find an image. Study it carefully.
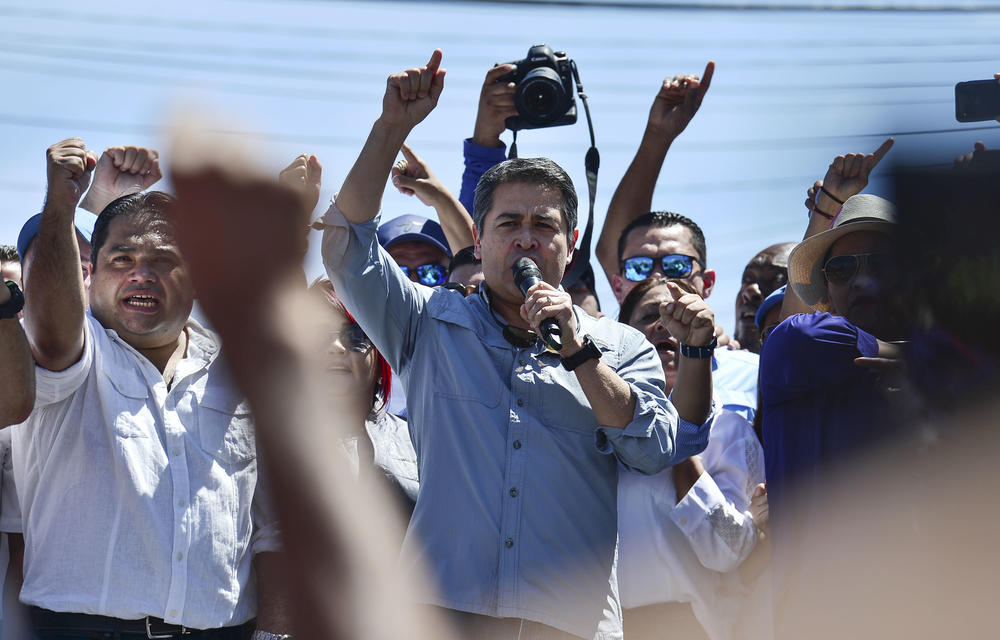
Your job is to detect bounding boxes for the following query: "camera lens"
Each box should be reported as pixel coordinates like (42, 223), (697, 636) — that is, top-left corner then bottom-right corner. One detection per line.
(515, 67), (567, 125)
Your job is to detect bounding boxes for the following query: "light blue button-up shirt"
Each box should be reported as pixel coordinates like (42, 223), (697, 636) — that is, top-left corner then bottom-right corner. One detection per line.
(321, 204), (710, 639)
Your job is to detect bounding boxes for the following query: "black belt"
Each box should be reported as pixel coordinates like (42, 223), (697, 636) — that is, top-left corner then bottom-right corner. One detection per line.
(30, 607), (249, 639)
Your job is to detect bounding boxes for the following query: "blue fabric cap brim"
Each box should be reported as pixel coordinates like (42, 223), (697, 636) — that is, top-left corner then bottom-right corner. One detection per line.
(755, 284), (786, 329)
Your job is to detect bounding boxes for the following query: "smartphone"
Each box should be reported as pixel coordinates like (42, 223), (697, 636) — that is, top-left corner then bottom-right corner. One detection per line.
(955, 79), (1000, 122)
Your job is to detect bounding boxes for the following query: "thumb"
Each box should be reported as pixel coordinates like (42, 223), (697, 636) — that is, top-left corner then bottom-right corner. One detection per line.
(85, 151), (99, 171)
(428, 69), (446, 103)
(391, 171), (421, 195)
(307, 154), (322, 184)
(400, 143), (419, 166)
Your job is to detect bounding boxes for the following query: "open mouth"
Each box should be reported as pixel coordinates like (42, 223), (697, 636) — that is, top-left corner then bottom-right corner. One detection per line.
(122, 294), (160, 312)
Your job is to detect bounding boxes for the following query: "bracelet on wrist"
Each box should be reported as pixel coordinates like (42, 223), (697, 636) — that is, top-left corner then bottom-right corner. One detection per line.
(678, 336), (717, 359)
(819, 185), (845, 205)
(810, 206), (835, 221)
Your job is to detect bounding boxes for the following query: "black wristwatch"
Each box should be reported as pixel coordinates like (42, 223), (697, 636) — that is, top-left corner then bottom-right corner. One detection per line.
(678, 335), (717, 359)
(0, 282), (24, 319)
(561, 335), (603, 371)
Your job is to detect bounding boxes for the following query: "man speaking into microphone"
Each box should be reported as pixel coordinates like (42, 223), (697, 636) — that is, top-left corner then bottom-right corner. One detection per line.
(321, 51), (714, 640)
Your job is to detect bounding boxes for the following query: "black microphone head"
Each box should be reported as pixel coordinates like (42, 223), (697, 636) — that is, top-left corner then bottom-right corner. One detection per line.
(512, 257), (542, 289)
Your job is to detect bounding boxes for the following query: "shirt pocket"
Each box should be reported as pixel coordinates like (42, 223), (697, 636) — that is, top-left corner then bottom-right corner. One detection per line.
(198, 388), (256, 465)
(103, 369), (152, 439)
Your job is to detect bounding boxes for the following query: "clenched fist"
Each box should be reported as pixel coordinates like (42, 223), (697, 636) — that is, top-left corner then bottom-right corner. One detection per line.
(45, 138), (98, 214)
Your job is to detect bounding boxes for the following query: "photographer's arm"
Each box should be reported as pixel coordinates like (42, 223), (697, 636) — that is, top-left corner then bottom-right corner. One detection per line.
(595, 62), (714, 285)
(458, 64), (517, 214)
(337, 51), (446, 226)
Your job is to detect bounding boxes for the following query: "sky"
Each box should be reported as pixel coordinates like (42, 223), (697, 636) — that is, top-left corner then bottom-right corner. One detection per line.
(1, 0), (998, 332)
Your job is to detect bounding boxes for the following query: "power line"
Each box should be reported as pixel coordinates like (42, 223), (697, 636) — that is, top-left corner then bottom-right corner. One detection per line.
(0, 112), (993, 154)
(346, 0), (1000, 12)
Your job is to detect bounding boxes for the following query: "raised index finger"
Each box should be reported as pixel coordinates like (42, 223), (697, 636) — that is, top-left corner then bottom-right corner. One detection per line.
(869, 137), (894, 166)
(699, 61), (715, 94)
(425, 49), (443, 76)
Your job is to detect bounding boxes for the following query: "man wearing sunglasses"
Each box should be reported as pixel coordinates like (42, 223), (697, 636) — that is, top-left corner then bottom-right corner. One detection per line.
(377, 214), (453, 287)
(760, 150), (903, 639)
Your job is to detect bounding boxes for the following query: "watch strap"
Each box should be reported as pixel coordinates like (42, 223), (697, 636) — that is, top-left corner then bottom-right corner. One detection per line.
(678, 335), (717, 359)
(561, 335), (602, 371)
(0, 282), (24, 319)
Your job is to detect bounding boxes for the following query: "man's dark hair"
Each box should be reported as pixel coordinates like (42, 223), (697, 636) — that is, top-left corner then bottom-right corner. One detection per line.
(472, 157), (578, 238)
(617, 211), (707, 267)
(448, 246), (481, 274)
(91, 191), (176, 269)
(0, 245), (18, 264)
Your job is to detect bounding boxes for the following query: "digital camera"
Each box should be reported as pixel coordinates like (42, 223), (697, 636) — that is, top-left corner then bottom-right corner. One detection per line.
(500, 44), (578, 131)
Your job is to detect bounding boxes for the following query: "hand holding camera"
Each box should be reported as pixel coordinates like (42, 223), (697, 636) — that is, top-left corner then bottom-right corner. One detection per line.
(497, 44), (578, 131)
(473, 64), (518, 147)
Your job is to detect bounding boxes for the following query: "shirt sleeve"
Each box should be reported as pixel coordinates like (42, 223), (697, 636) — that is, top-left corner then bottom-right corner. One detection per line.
(594, 330), (711, 474)
(760, 311), (878, 405)
(458, 138), (508, 215)
(32, 314), (96, 408)
(250, 458), (281, 555)
(669, 411), (765, 572)
(318, 199), (433, 374)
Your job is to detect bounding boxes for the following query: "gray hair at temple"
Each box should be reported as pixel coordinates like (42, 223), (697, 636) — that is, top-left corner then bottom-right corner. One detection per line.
(472, 157), (578, 239)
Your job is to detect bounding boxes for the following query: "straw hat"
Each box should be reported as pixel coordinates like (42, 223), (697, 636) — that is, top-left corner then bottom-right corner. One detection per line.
(787, 194), (897, 307)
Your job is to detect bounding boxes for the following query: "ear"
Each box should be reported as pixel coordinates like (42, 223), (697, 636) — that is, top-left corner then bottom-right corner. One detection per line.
(565, 228), (579, 266)
(700, 268), (717, 298)
(472, 225), (482, 260)
(611, 273), (625, 303)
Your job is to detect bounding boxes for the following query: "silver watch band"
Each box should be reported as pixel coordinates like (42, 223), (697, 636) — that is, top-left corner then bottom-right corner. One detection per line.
(251, 631), (292, 640)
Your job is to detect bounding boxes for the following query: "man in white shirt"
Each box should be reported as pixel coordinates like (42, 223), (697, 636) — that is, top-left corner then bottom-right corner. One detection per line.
(15, 138), (288, 639)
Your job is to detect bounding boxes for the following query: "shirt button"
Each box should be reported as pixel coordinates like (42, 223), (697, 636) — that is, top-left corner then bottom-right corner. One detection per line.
(509, 488), (518, 498)
(505, 538), (514, 548)
(679, 517), (688, 526)
(176, 552), (184, 561)
(169, 609), (178, 618)
(512, 440), (522, 450)
(171, 448), (182, 457)
(178, 499), (186, 507)
(517, 399), (524, 407)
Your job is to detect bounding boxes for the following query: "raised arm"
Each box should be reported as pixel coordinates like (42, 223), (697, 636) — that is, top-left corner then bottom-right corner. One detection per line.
(659, 281), (715, 426)
(170, 137), (455, 640)
(337, 50), (446, 225)
(595, 62), (714, 284)
(0, 283), (34, 426)
(23, 139), (96, 372)
(457, 64), (517, 213)
(391, 143), (475, 252)
(78, 145), (162, 215)
(780, 137), (894, 320)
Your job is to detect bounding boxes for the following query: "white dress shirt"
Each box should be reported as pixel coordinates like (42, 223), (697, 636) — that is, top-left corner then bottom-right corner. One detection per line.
(617, 409), (765, 640)
(12, 313), (278, 629)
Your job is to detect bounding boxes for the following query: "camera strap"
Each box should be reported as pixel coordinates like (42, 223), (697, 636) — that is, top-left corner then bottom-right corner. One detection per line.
(562, 60), (599, 289)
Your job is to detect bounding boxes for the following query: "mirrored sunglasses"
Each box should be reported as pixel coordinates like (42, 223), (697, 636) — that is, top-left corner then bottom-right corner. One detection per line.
(822, 253), (894, 286)
(400, 263), (449, 286)
(622, 254), (702, 282)
(332, 323), (373, 354)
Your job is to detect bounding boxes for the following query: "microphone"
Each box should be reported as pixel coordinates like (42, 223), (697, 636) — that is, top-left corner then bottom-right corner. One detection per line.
(512, 257), (562, 352)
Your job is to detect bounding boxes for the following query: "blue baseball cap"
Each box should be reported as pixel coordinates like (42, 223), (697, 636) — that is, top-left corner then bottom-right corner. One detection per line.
(377, 214), (451, 258)
(755, 285), (786, 329)
(17, 209), (99, 260)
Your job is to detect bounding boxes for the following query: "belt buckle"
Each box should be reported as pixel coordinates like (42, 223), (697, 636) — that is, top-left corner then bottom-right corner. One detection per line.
(145, 616), (188, 638)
